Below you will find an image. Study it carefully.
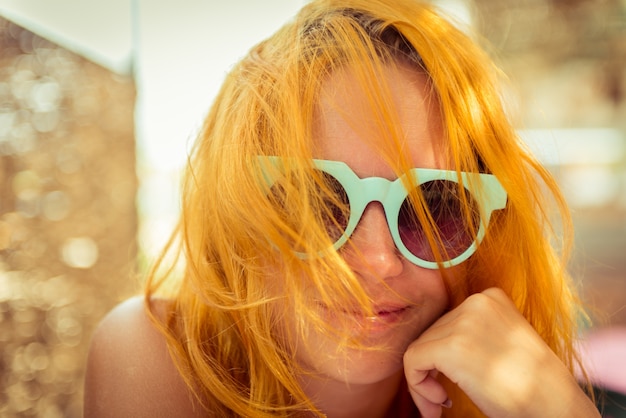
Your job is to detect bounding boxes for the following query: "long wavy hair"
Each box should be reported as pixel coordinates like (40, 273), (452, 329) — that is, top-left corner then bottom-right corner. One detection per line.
(145, 0), (590, 416)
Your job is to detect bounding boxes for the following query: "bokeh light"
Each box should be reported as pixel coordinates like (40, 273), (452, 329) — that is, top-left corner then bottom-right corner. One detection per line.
(0, 16), (137, 418)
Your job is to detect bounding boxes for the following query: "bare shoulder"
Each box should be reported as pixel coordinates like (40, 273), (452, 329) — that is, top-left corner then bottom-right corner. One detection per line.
(84, 296), (206, 418)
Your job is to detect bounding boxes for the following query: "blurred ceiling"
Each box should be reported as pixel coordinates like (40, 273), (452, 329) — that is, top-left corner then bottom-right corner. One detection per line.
(0, 0), (132, 74)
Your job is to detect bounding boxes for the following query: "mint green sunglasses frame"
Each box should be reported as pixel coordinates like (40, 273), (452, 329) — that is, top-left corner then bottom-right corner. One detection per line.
(258, 156), (507, 269)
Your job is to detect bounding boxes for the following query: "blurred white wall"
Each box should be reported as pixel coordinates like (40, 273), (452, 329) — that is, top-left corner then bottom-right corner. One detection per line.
(133, 0), (305, 256)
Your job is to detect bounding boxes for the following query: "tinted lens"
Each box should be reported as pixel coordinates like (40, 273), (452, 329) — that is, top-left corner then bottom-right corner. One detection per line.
(316, 171), (350, 243)
(267, 170), (349, 249)
(398, 180), (479, 262)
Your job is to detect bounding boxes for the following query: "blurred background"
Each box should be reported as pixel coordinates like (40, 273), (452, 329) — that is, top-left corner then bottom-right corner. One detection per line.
(0, 0), (624, 417)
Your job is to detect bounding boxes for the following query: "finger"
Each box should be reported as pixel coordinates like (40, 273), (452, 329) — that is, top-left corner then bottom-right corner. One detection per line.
(407, 388), (444, 418)
(404, 364), (450, 416)
(406, 369), (449, 405)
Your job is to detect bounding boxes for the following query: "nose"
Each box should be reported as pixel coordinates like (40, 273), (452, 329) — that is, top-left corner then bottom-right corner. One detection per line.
(342, 202), (404, 280)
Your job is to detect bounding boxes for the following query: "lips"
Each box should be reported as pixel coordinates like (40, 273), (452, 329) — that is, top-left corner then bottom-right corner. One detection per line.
(317, 302), (411, 333)
(365, 306), (409, 323)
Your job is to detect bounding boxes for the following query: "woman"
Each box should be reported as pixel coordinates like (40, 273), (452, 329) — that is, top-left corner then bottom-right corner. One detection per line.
(84, 0), (600, 416)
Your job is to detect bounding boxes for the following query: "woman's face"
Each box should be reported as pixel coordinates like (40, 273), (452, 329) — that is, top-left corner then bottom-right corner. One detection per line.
(291, 62), (462, 388)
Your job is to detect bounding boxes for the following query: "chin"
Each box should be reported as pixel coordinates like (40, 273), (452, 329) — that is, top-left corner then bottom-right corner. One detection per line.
(297, 333), (410, 386)
(297, 310), (429, 381)
(337, 349), (406, 385)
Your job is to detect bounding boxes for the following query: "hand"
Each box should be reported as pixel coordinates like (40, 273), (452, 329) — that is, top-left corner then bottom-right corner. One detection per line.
(403, 287), (599, 418)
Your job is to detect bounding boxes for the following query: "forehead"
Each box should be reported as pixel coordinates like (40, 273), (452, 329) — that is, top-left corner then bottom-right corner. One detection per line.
(312, 62), (445, 177)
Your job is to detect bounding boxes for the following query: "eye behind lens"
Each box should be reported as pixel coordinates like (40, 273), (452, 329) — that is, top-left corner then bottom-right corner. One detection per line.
(317, 171), (350, 244)
(398, 180), (480, 262)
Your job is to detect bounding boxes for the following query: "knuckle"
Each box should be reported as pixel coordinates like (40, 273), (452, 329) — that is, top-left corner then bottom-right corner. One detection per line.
(460, 294), (487, 315)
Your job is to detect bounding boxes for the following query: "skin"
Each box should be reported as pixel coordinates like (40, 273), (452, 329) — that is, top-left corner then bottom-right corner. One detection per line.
(83, 63), (600, 418)
(404, 288), (601, 418)
(84, 297), (205, 418)
(291, 63), (455, 417)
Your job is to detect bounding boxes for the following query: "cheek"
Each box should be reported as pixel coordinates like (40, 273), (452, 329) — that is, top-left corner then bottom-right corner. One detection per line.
(401, 264), (456, 321)
(438, 263), (468, 308)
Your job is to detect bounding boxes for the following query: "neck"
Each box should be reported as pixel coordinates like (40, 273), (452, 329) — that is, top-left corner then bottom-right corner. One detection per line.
(299, 370), (405, 418)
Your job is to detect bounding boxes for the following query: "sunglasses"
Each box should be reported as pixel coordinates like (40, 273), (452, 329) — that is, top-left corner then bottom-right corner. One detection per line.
(258, 156), (507, 269)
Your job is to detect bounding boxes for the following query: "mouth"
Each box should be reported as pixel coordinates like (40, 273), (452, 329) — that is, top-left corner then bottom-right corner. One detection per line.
(364, 306), (410, 325)
(317, 302), (411, 332)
